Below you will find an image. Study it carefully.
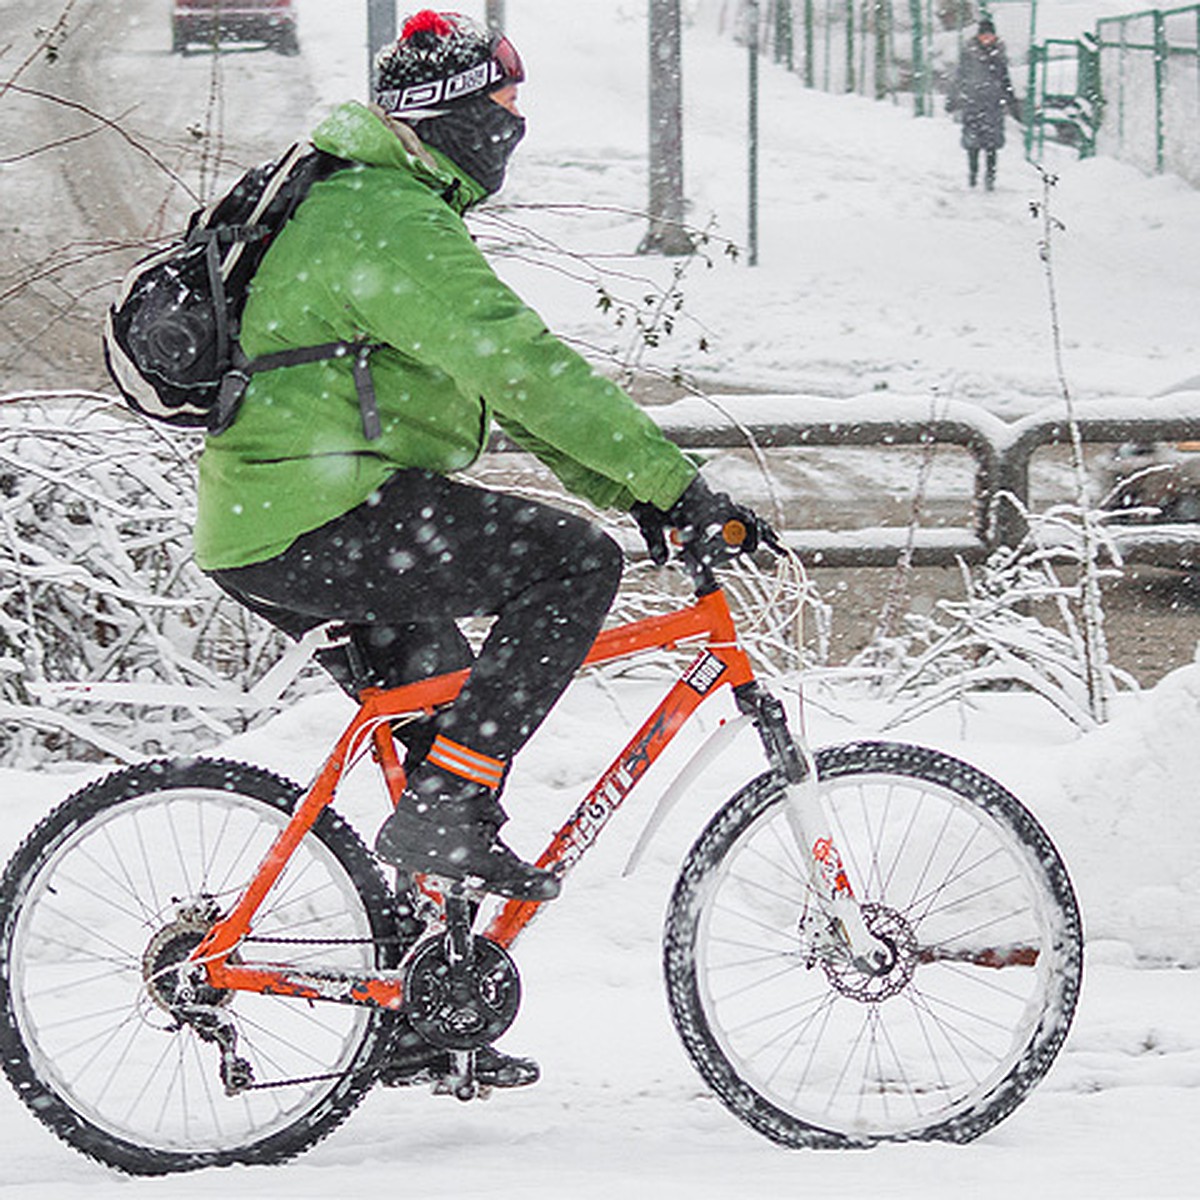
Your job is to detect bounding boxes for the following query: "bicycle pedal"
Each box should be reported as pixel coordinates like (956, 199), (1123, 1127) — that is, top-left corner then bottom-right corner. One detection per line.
(431, 1076), (492, 1102)
(413, 872), (489, 904)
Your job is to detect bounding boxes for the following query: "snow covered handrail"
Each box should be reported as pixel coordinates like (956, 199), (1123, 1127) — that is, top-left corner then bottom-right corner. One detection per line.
(498, 390), (1200, 568)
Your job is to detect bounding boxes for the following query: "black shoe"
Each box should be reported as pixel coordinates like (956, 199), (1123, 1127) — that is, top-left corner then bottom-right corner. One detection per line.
(379, 1043), (541, 1090)
(375, 801), (561, 902)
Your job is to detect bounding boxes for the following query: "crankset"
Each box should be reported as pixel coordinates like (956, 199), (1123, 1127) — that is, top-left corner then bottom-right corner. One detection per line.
(403, 893), (521, 1053)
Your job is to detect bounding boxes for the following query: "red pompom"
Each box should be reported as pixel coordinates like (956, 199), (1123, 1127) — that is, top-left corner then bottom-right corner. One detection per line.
(401, 10), (454, 40)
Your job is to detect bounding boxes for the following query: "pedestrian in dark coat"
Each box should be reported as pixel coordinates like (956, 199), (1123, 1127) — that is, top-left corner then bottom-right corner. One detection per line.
(946, 19), (1022, 190)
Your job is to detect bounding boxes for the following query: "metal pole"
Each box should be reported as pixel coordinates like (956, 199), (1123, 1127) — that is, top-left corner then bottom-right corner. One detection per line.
(845, 0), (855, 92)
(874, 0), (888, 100)
(485, 1), (506, 35)
(804, 0), (815, 87)
(1024, 0), (1039, 159)
(367, 0), (396, 96)
(749, 0), (759, 266)
(908, 0), (925, 114)
(1153, 9), (1167, 173)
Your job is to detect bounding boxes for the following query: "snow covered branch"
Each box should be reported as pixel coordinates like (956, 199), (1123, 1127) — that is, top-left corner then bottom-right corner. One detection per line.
(0, 393), (317, 766)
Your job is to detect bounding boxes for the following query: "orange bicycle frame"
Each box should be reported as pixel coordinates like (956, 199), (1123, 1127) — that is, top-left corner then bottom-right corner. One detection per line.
(194, 587), (758, 1009)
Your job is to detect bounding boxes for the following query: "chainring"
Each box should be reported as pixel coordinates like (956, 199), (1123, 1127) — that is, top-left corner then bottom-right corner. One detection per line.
(403, 934), (521, 1051)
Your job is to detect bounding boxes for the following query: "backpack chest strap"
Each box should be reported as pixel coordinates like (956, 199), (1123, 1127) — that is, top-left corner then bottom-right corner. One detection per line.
(212, 342), (385, 439)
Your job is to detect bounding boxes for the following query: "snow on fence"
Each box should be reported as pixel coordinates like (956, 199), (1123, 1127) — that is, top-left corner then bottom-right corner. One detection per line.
(1096, 4), (1200, 185)
(3, 387), (1199, 765)
(536, 389), (1200, 568)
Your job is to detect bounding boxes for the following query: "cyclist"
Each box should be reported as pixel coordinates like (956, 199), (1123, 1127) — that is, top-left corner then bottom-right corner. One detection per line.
(198, 12), (765, 926)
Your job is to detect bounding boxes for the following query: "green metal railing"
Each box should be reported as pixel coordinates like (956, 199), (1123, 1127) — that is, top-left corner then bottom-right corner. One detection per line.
(1026, 4), (1199, 182)
(1025, 35), (1103, 159)
(756, 1), (1030, 119)
(1094, 4), (1200, 182)
(751, 1), (1197, 183)
(757, 0), (941, 116)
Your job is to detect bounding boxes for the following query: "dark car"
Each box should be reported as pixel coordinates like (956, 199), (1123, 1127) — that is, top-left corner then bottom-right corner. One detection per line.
(1100, 379), (1200, 522)
(172, 0), (299, 55)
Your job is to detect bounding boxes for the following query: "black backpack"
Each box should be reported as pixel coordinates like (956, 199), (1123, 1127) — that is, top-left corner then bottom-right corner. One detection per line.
(104, 143), (382, 437)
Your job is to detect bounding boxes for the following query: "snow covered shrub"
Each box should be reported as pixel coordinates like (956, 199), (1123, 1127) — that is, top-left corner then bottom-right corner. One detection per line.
(854, 166), (1134, 731)
(1, 393), (823, 768)
(861, 495), (1137, 730)
(0, 393), (310, 766)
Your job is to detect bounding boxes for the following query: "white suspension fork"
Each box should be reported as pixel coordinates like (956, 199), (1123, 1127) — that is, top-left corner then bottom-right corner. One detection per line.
(782, 764), (891, 974)
(744, 685), (891, 975)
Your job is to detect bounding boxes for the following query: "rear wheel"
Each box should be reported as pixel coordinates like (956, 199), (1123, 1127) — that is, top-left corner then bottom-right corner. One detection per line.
(0, 759), (404, 1174)
(664, 741), (1082, 1147)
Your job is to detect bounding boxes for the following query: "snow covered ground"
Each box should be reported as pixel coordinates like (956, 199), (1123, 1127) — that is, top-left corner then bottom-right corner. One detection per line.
(2, 672), (1199, 1198)
(2, 0), (1200, 1195)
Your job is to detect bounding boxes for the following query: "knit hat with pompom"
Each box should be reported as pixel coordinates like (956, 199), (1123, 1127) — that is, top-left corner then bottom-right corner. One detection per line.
(375, 11), (524, 117)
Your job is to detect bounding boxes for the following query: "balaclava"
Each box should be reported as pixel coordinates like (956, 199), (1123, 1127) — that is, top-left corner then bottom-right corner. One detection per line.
(374, 10), (526, 196)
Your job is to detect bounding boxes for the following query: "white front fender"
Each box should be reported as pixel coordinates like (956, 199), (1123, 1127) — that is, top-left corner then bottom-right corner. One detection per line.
(622, 713), (755, 877)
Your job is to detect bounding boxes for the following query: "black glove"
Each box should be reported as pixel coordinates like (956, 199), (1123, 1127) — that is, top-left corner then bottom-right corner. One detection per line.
(631, 476), (775, 568)
(630, 499), (673, 565)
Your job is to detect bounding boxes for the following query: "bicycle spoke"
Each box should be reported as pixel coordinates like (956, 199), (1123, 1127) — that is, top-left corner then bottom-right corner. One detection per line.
(668, 746), (1080, 1145)
(4, 770), (387, 1163)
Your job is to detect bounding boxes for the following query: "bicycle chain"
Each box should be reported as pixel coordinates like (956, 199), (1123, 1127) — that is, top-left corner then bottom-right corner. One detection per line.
(217, 933), (418, 1090)
(226, 902), (444, 1089)
(242, 1067), (372, 1091)
(243, 934), (402, 946)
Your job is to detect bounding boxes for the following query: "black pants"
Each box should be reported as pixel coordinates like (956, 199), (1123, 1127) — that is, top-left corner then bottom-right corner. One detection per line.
(967, 147), (998, 187)
(212, 470), (623, 766)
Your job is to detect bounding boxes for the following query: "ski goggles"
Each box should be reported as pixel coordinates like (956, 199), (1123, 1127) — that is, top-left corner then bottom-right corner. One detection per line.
(379, 33), (525, 116)
(491, 33), (524, 86)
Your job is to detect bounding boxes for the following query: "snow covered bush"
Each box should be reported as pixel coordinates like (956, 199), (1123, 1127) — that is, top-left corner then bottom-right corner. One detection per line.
(859, 495), (1137, 731)
(0, 392), (308, 766)
(0, 392), (824, 768)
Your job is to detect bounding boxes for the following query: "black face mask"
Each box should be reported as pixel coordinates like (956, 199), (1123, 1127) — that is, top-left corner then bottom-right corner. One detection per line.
(416, 96), (526, 197)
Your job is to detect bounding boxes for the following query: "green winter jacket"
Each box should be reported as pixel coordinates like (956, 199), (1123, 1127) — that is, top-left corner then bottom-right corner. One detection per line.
(194, 101), (696, 570)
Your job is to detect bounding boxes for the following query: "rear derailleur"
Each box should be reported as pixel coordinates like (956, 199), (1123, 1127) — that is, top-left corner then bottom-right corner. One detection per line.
(142, 896), (254, 1096)
(176, 1004), (255, 1096)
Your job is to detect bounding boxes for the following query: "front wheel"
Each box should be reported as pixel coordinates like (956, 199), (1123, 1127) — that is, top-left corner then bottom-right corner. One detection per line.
(664, 741), (1082, 1148)
(0, 759), (404, 1174)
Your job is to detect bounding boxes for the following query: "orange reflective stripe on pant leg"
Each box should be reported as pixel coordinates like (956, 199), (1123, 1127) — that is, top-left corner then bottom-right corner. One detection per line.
(425, 734), (506, 789)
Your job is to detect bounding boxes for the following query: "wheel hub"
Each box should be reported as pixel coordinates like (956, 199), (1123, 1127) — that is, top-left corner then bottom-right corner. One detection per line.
(142, 898), (230, 1012)
(821, 902), (918, 1003)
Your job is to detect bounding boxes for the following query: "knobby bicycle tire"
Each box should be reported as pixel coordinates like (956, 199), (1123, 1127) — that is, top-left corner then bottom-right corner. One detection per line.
(0, 758), (404, 1174)
(664, 741), (1082, 1148)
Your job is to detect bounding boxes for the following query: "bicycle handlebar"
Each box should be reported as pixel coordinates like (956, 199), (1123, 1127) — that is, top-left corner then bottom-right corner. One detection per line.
(673, 516), (785, 594)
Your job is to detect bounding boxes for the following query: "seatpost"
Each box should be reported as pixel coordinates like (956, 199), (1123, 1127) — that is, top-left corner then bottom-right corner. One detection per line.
(444, 888), (475, 967)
